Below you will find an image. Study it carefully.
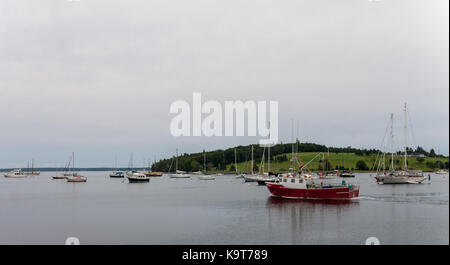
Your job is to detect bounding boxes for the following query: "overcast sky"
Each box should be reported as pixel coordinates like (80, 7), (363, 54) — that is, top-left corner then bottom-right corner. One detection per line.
(0, 0), (448, 168)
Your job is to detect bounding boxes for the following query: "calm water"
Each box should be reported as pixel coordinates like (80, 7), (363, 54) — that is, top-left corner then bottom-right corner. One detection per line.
(0, 172), (448, 244)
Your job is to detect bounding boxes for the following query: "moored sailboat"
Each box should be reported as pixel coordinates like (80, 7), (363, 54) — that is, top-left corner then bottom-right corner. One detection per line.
(66, 152), (87, 183)
(198, 151), (215, 180)
(374, 105), (426, 184)
(170, 148), (191, 178)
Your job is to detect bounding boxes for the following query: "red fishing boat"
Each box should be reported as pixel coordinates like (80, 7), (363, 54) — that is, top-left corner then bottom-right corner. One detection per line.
(266, 172), (359, 199)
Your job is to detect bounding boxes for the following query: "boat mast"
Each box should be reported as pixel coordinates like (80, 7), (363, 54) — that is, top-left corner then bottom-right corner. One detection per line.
(403, 103), (408, 170)
(437, 148), (440, 170)
(204, 151), (206, 173)
(390, 113), (395, 171)
(268, 122), (271, 173)
(291, 119), (294, 172)
(234, 148), (238, 174)
(72, 152), (75, 174)
(251, 145), (254, 175)
(175, 148), (178, 172)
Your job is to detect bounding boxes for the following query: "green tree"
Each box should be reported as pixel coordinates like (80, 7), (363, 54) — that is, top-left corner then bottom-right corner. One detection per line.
(190, 160), (201, 172)
(356, 160), (369, 170)
(430, 149), (436, 157)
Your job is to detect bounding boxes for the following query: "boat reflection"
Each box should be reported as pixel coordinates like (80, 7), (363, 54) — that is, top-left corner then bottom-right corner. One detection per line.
(265, 196), (360, 244)
(266, 196), (359, 206)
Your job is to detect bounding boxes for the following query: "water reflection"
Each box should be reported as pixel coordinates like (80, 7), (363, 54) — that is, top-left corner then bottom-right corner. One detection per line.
(265, 196), (360, 244)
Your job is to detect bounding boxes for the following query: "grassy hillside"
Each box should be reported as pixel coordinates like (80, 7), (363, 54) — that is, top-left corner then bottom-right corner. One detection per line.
(227, 152), (449, 173)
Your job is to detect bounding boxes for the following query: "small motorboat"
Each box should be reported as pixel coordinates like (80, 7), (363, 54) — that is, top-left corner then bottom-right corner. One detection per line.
(127, 172), (150, 183)
(340, 172), (355, 178)
(110, 171), (125, 178)
(4, 169), (27, 178)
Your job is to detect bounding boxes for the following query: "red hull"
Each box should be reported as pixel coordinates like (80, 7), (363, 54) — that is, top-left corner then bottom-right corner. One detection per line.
(266, 183), (359, 199)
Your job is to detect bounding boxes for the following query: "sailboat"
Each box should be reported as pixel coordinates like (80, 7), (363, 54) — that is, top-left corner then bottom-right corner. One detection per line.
(170, 148), (191, 178)
(198, 151), (215, 180)
(243, 145), (260, 182)
(23, 159), (40, 175)
(67, 152), (87, 182)
(256, 141), (277, 185)
(126, 153), (138, 177)
(375, 104), (426, 184)
(143, 158), (163, 177)
(110, 155), (124, 178)
(234, 148), (245, 179)
(52, 163), (67, 179)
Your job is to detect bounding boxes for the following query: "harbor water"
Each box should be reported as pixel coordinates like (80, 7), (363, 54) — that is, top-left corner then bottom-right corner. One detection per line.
(0, 172), (448, 244)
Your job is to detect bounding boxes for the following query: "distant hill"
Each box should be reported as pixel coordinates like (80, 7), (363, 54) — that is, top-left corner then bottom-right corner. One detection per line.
(152, 142), (449, 173)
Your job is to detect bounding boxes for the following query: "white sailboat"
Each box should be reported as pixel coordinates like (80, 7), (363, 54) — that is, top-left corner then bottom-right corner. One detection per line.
(66, 152), (87, 182)
(198, 151), (215, 180)
(23, 159), (40, 175)
(243, 145), (260, 182)
(110, 155), (124, 178)
(126, 153), (138, 177)
(375, 104), (426, 184)
(170, 148), (191, 178)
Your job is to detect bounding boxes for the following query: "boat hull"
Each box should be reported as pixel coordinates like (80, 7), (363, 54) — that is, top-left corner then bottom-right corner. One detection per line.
(4, 174), (27, 178)
(243, 175), (259, 182)
(52, 176), (68, 180)
(145, 172), (163, 177)
(257, 178), (277, 185)
(266, 183), (359, 199)
(375, 175), (426, 184)
(127, 177), (150, 183)
(67, 178), (87, 182)
(109, 174), (124, 178)
(170, 174), (191, 178)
